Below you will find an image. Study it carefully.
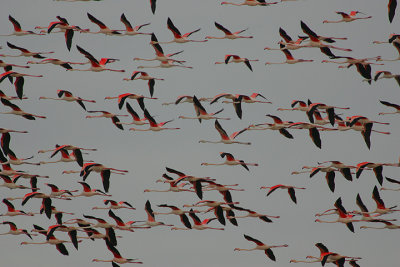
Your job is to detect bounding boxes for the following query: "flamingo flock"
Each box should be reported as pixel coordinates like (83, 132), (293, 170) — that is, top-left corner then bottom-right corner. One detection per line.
(0, 0), (399, 267)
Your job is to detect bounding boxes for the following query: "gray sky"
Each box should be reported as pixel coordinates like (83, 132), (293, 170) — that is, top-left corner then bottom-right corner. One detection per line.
(0, 0), (399, 266)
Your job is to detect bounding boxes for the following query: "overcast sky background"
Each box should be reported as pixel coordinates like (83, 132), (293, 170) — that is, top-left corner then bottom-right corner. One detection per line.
(0, 0), (399, 266)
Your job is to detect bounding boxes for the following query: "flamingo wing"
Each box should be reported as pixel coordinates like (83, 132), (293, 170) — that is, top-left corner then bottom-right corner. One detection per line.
(214, 22), (231, 34)
(167, 17), (182, 37)
(279, 27), (292, 42)
(101, 169), (111, 192)
(389, 0), (397, 22)
(87, 13), (107, 29)
(243, 234), (264, 245)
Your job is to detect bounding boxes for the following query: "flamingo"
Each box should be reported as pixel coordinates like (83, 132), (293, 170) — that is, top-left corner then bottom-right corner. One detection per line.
(144, 179), (195, 193)
(153, 17), (207, 44)
(0, 199), (35, 217)
(107, 210), (138, 232)
(70, 46), (125, 72)
(129, 109), (180, 132)
(0, 98), (46, 120)
(0, 59), (29, 73)
(370, 185), (400, 215)
(378, 100), (400, 115)
(322, 56), (381, 65)
(234, 234), (288, 261)
(314, 243), (361, 266)
(381, 176), (400, 191)
(201, 152), (258, 171)
(300, 21), (352, 51)
(220, 93), (271, 104)
(85, 13), (122, 35)
(0, 128), (27, 156)
(227, 206), (279, 223)
(70, 182), (112, 198)
(0, 221), (34, 239)
(355, 161), (397, 185)
(179, 95), (230, 122)
(123, 71), (163, 97)
(221, 0), (279, 6)
(307, 102), (350, 126)
(82, 214), (118, 245)
(0, 90), (28, 101)
(3, 149), (39, 166)
(287, 122), (330, 149)
(92, 238), (143, 265)
(360, 219), (400, 230)
(265, 44), (314, 65)
(162, 95), (212, 106)
(92, 199), (135, 210)
(45, 16), (85, 51)
(215, 54), (258, 71)
(373, 71), (400, 87)
(373, 33), (400, 44)
(247, 114), (294, 139)
(20, 228), (74, 256)
(86, 110), (129, 130)
(133, 33), (185, 63)
(46, 144), (95, 167)
(260, 185), (305, 204)
(105, 93), (157, 110)
(317, 161), (355, 181)
(116, 103), (148, 126)
(0, 175), (35, 190)
(323, 11), (372, 23)
(351, 193), (384, 221)
(27, 58), (87, 70)
(155, 204), (193, 229)
(0, 16), (44, 36)
(206, 22), (253, 40)
(120, 13), (151, 36)
(45, 183), (77, 198)
(277, 99), (310, 112)
(138, 59), (193, 69)
(199, 120), (250, 145)
(2, 42), (53, 58)
(39, 90), (95, 111)
(135, 200), (173, 228)
(80, 163), (128, 193)
(315, 198), (361, 233)
(21, 191), (54, 219)
(171, 209), (224, 230)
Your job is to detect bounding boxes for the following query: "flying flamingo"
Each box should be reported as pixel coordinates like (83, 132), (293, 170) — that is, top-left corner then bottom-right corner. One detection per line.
(315, 197), (361, 233)
(381, 176), (400, 191)
(215, 54), (258, 71)
(2, 42), (54, 58)
(378, 100), (400, 115)
(27, 58), (87, 70)
(247, 114), (294, 139)
(260, 185), (306, 204)
(226, 206), (279, 223)
(155, 204), (193, 229)
(70, 182), (112, 198)
(92, 199), (135, 210)
(45, 16), (86, 51)
(45, 183), (78, 198)
(323, 11), (372, 23)
(85, 13), (122, 35)
(373, 71), (400, 87)
(0, 16), (44, 36)
(152, 17), (207, 44)
(307, 102), (350, 126)
(86, 110), (129, 130)
(144, 178), (195, 193)
(133, 33), (185, 63)
(116, 103), (148, 126)
(265, 45), (314, 65)
(179, 95), (230, 122)
(355, 161), (398, 185)
(80, 163), (128, 193)
(45, 144), (95, 167)
(314, 243), (361, 266)
(234, 234), (288, 261)
(0, 175), (35, 190)
(171, 209), (224, 230)
(0, 98), (46, 120)
(199, 120), (250, 145)
(317, 161), (355, 181)
(123, 71), (163, 97)
(0, 128), (27, 156)
(20, 191), (55, 219)
(92, 238), (143, 265)
(0, 199), (35, 217)
(82, 214), (118, 245)
(300, 21), (352, 51)
(70, 46), (124, 72)
(0, 70), (43, 99)
(220, 93), (271, 104)
(138, 59), (193, 69)
(129, 109), (180, 132)
(120, 13), (151, 36)
(370, 185), (400, 215)
(105, 93), (157, 110)
(360, 219), (400, 230)
(0, 221), (34, 239)
(162, 95), (212, 106)
(2, 150), (38, 166)
(0, 59), (29, 72)
(0, 90), (27, 101)
(39, 90), (96, 111)
(351, 193), (384, 221)
(277, 99), (310, 112)
(201, 152), (258, 171)
(287, 122), (330, 149)
(221, 0), (279, 6)
(206, 22), (253, 40)
(135, 200), (173, 228)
